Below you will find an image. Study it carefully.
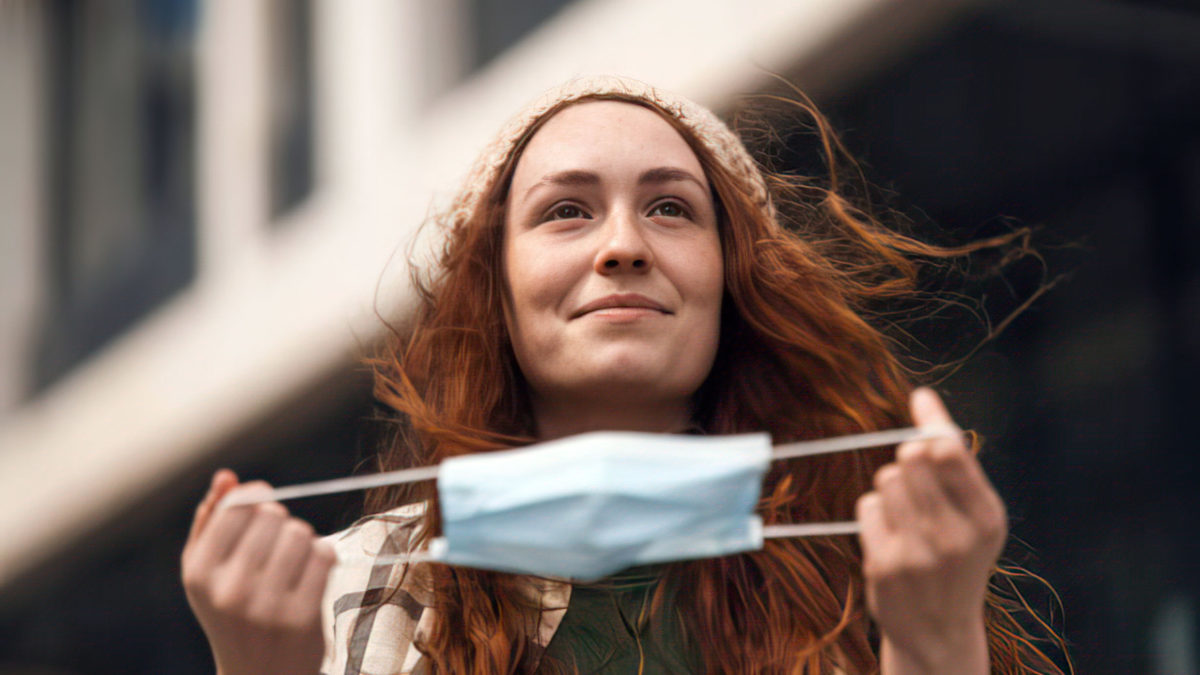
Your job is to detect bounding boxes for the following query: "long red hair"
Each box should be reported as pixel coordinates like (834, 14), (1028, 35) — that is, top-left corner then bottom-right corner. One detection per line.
(365, 91), (1070, 674)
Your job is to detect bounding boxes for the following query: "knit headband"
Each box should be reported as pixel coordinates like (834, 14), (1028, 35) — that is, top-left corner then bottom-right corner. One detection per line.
(448, 76), (774, 226)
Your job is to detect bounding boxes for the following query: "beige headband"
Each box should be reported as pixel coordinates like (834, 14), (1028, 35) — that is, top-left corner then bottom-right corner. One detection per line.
(449, 76), (774, 225)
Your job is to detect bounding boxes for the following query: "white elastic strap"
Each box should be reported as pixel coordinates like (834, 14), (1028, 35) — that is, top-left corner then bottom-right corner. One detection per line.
(219, 464), (439, 508)
(762, 521), (861, 537)
(771, 425), (958, 461)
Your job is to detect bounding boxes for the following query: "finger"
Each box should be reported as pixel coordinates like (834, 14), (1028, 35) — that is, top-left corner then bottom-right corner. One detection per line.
(225, 501), (288, 577)
(908, 430), (1003, 525)
(904, 388), (992, 510)
(294, 539), (337, 603)
(910, 387), (957, 429)
(261, 518), (317, 593)
(192, 481), (277, 564)
(896, 453), (950, 520)
(856, 492), (890, 578)
(188, 469), (238, 545)
(186, 472), (219, 547)
(907, 389), (965, 457)
(857, 491), (889, 539)
(215, 479), (274, 511)
(189, 499), (258, 571)
(874, 463), (918, 532)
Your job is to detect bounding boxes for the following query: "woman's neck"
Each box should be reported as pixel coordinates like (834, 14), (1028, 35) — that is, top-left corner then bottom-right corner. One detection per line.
(530, 394), (694, 441)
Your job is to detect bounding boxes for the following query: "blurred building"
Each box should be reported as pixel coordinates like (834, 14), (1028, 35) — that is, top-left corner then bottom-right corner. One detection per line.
(0, 1), (1197, 673)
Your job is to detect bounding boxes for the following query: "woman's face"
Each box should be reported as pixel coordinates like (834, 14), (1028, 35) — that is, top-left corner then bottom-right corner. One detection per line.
(503, 101), (723, 413)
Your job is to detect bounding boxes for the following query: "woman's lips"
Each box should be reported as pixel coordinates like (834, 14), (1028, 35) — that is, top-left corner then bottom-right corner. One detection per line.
(584, 307), (665, 321)
(572, 293), (671, 318)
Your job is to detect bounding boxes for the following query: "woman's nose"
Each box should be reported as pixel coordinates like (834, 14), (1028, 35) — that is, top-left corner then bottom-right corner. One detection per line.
(594, 211), (654, 274)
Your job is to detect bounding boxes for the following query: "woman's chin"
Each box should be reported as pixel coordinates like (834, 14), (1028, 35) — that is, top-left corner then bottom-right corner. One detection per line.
(565, 361), (704, 403)
(518, 340), (716, 407)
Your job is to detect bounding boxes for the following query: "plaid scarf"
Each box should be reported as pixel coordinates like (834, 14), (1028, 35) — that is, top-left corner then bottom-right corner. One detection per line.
(320, 504), (571, 675)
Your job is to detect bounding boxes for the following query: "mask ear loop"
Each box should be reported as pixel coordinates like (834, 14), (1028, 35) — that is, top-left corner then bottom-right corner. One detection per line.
(761, 424), (960, 539)
(770, 425), (957, 462)
(218, 465), (440, 508)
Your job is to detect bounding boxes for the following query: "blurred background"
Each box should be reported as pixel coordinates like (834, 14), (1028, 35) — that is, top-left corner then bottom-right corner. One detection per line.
(0, 0), (1197, 672)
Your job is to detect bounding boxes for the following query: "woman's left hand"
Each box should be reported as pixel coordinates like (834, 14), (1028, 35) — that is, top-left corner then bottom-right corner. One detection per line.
(856, 387), (1007, 675)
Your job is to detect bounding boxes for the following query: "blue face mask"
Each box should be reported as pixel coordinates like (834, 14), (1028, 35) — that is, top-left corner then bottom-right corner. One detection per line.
(428, 432), (771, 580)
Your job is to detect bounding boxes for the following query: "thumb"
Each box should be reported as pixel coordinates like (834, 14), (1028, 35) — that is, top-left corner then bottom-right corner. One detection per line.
(909, 387), (958, 430)
(188, 469), (240, 543)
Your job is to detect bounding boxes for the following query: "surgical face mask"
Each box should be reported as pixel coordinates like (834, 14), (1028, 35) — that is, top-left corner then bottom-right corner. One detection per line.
(432, 432), (769, 580)
(223, 426), (952, 581)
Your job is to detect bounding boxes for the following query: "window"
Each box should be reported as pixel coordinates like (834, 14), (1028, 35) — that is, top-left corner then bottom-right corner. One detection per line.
(466, 0), (577, 70)
(36, 0), (198, 388)
(267, 0), (315, 219)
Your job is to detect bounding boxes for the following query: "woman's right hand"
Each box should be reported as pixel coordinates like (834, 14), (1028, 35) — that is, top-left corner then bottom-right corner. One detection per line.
(181, 469), (337, 675)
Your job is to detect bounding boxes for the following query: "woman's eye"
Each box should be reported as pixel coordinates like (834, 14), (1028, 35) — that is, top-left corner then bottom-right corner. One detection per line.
(546, 203), (587, 221)
(649, 201), (689, 219)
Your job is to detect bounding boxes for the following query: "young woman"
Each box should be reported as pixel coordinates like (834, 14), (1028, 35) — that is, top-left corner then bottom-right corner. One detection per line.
(182, 77), (1067, 674)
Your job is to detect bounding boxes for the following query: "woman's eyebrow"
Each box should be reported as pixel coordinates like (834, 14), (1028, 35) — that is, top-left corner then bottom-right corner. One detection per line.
(523, 170), (600, 200)
(523, 166), (706, 201)
(638, 166), (706, 190)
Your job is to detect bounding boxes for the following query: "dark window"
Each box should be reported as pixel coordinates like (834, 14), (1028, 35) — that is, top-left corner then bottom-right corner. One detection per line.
(466, 0), (578, 70)
(268, 0), (315, 219)
(36, 0), (198, 389)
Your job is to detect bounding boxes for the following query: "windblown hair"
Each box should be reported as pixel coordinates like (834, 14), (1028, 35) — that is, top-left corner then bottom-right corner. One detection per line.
(365, 90), (1070, 674)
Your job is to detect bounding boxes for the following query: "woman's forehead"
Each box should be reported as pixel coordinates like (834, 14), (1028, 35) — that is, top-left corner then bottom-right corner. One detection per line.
(510, 100), (707, 190)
